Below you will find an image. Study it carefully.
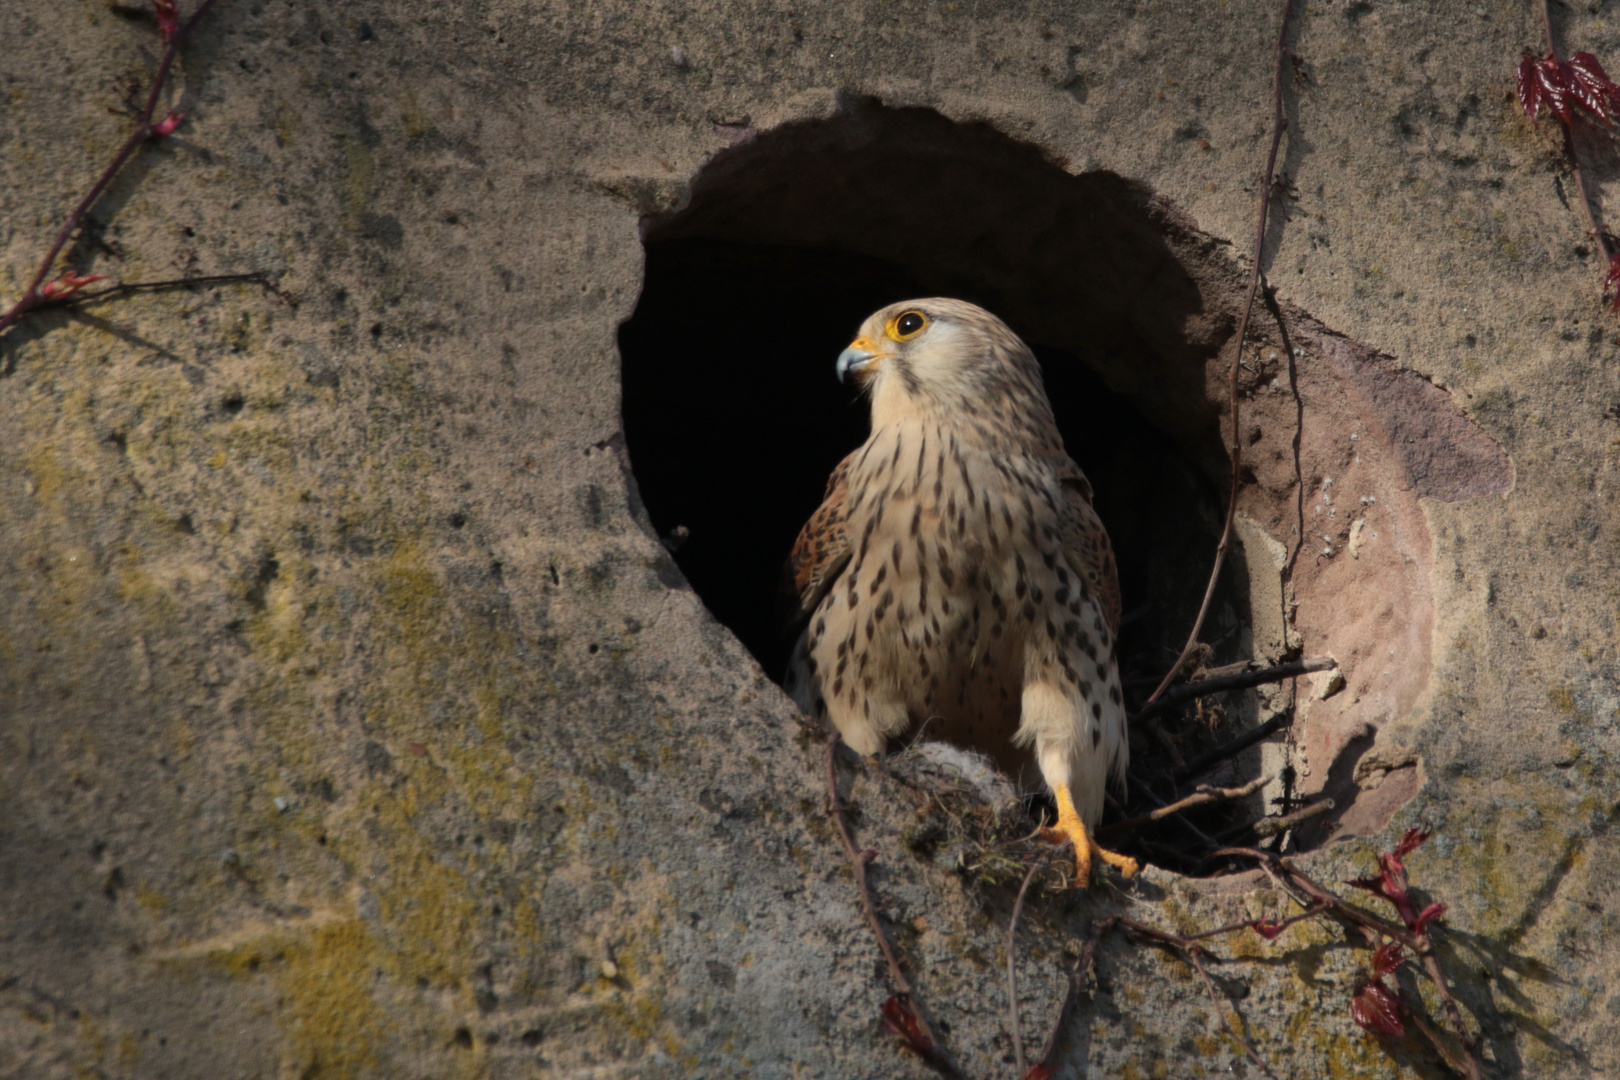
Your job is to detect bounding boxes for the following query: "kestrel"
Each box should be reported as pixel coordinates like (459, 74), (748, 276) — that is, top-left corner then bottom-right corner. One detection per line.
(784, 299), (1138, 885)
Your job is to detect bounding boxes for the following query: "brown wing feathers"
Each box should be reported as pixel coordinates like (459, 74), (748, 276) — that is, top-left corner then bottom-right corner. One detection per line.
(783, 450), (856, 623)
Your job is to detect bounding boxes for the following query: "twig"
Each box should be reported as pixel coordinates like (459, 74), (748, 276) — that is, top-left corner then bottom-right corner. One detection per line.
(1248, 797), (1334, 839)
(824, 734), (965, 1079)
(1005, 856), (1047, 1077)
(63, 271), (291, 307)
(0, 0), (223, 339)
(1029, 919), (1108, 1076)
(1144, 0), (1296, 709)
(1096, 775), (1270, 839)
(1540, 0), (1614, 264)
(1135, 656), (1334, 723)
(1115, 918), (1276, 1077)
(1172, 711), (1293, 784)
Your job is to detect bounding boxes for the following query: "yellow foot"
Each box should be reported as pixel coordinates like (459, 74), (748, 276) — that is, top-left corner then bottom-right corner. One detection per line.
(1040, 784), (1139, 886)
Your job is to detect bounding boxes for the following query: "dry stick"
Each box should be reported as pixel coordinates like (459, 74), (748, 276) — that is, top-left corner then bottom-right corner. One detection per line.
(1030, 919), (1109, 1076)
(1135, 655), (1335, 723)
(1096, 775), (1270, 839)
(1172, 710), (1293, 784)
(0, 0), (223, 338)
(1004, 856), (1048, 1078)
(1144, 0), (1296, 709)
(1539, 0), (1615, 265)
(823, 734), (965, 1080)
(64, 271), (283, 306)
(1114, 918), (1276, 1078)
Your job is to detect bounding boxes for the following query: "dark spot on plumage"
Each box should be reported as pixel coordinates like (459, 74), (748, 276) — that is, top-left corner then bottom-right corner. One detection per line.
(870, 564), (887, 594)
(865, 615), (875, 641)
(1092, 729), (1102, 749)
(1054, 586), (1069, 605)
(1091, 702), (1103, 721)
(909, 504), (922, 536)
(833, 677), (843, 697)
(1110, 684), (1122, 705)
(891, 540), (903, 570)
(1021, 602), (1036, 622)
(990, 622), (1003, 638)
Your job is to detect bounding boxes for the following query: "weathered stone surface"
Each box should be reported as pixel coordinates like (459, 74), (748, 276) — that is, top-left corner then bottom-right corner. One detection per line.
(2, 1), (1617, 1078)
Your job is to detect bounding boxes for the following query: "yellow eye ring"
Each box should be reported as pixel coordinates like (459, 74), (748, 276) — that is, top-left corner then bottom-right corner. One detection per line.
(886, 310), (929, 342)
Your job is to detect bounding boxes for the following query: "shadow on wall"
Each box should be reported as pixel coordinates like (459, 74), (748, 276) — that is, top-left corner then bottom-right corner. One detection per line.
(617, 100), (1512, 868)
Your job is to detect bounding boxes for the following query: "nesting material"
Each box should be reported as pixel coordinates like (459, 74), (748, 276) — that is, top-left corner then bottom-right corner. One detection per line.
(887, 740), (1071, 891)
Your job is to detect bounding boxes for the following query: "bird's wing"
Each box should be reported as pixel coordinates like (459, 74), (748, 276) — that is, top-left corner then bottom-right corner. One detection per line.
(1057, 460), (1122, 636)
(784, 450), (856, 623)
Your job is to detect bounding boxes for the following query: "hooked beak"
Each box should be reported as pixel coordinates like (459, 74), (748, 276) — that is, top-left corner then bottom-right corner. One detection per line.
(836, 337), (885, 384)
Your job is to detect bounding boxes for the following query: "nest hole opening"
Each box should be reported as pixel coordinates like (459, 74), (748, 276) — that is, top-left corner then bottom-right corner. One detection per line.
(621, 103), (1303, 876)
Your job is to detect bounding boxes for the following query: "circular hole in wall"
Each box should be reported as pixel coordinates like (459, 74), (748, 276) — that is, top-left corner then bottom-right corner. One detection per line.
(618, 101), (1510, 874)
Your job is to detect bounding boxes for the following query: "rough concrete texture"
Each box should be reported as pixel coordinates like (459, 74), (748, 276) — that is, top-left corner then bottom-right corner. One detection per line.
(2, 0), (1618, 1078)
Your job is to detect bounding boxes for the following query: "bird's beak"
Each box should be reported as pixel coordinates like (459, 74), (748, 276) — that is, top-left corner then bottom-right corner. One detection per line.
(837, 337), (884, 384)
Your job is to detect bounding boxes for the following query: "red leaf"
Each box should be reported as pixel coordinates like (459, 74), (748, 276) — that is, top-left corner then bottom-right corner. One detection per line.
(1252, 918), (1285, 941)
(150, 109), (184, 138)
(1021, 1066), (1055, 1080)
(1568, 52), (1620, 120)
(1350, 979), (1406, 1037)
(1519, 55), (1544, 119)
(1371, 941), (1406, 976)
(1392, 828), (1430, 860)
(153, 0), (179, 40)
(38, 271), (109, 301)
(1413, 901), (1447, 932)
(1535, 57), (1575, 125)
(1347, 875), (1387, 898)
(880, 997), (934, 1059)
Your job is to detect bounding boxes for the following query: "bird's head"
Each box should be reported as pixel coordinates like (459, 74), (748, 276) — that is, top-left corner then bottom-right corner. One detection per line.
(836, 298), (1054, 439)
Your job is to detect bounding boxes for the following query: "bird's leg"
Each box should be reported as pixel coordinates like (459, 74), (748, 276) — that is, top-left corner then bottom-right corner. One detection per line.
(1041, 784), (1139, 884)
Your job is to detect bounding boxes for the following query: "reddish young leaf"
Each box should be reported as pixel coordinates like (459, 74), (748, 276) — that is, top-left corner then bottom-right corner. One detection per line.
(37, 271), (109, 302)
(150, 109), (185, 138)
(1535, 57), (1576, 124)
(1350, 979), (1406, 1037)
(879, 997), (935, 1059)
(1392, 828), (1430, 860)
(1371, 941), (1406, 977)
(153, 0), (179, 40)
(1021, 1065), (1055, 1080)
(1519, 54), (1544, 119)
(1569, 52), (1620, 120)
(1413, 901), (1448, 933)
(1251, 918), (1285, 941)
(1605, 253), (1620, 310)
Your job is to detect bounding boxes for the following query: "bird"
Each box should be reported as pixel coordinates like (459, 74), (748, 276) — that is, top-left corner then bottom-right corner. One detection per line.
(783, 298), (1138, 886)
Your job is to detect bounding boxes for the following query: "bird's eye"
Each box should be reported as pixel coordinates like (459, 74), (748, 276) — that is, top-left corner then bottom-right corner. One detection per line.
(889, 311), (929, 341)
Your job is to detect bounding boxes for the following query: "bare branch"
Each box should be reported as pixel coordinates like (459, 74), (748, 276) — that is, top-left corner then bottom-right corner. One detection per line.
(1144, 0), (1297, 709)
(1097, 775), (1270, 839)
(1134, 656), (1335, 723)
(1004, 856), (1047, 1077)
(1173, 711), (1294, 784)
(0, 0), (224, 339)
(825, 734), (966, 1079)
